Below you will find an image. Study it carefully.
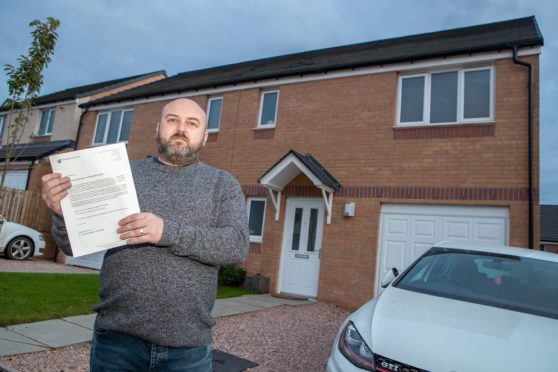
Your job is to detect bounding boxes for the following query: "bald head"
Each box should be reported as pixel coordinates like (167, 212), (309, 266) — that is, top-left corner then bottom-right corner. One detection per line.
(160, 98), (207, 129)
(157, 98), (209, 166)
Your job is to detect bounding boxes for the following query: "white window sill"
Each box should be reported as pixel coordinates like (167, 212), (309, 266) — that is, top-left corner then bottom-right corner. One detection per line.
(394, 120), (495, 129)
(253, 126), (276, 130)
(91, 141), (129, 147)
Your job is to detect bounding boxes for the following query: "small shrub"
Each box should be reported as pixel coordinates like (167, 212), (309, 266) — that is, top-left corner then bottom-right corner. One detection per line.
(218, 264), (246, 286)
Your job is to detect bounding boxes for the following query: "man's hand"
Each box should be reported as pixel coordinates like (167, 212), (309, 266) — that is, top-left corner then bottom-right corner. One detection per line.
(117, 212), (164, 245)
(41, 173), (71, 216)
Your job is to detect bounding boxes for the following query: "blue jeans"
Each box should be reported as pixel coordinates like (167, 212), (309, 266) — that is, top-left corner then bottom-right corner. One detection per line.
(90, 329), (212, 372)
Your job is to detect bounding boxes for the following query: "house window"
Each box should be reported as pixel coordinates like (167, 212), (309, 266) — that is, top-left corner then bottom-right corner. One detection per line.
(258, 90), (279, 127)
(93, 109), (133, 145)
(464, 69), (491, 119)
(38, 108), (56, 136)
(206, 97), (223, 132)
(0, 115), (6, 139)
(398, 66), (493, 126)
(247, 198), (266, 243)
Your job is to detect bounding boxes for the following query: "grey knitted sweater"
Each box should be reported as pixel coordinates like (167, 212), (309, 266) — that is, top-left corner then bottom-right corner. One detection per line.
(52, 158), (249, 347)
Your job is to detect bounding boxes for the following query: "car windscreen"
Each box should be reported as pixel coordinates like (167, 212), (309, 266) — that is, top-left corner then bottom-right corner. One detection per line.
(394, 248), (558, 319)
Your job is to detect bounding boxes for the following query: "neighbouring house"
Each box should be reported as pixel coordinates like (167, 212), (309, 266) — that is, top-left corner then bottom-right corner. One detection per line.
(71, 17), (541, 310)
(0, 70), (166, 192)
(0, 70), (167, 260)
(540, 205), (558, 253)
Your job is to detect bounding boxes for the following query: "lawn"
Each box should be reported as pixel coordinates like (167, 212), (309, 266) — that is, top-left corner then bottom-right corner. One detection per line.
(0, 272), (255, 326)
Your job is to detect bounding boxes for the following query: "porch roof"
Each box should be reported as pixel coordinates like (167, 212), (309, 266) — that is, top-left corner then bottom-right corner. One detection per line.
(258, 150), (341, 192)
(0, 140), (74, 162)
(258, 150), (341, 224)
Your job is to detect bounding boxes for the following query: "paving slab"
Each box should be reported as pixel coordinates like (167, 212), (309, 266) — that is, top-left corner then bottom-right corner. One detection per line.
(218, 300), (265, 313)
(211, 306), (246, 318)
(0, 328), (49, 357)
(7, 319), (92, 348)
(229, 294), (310, 308)
(62, 314), (96, 329)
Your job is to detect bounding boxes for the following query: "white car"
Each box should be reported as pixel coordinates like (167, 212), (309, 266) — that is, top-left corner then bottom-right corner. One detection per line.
(327, 242), (558, 372)
(0, 216), (46, 260)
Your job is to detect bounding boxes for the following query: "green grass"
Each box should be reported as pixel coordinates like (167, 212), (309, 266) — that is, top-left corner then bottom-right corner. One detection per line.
(217, 285), (255, 299)
(0, 272), (255, 326)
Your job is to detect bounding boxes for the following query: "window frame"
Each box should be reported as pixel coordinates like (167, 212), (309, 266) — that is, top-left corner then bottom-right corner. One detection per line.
(0, 114), (6, 139)
(461, 66), (495, 123)
(38, 108), (56, 136)
(257, 90), (280, 128)
(92, 109), (134, 145)
(397, 65), (494, 127)
(206, 96), (223, 133)
(247, 197), (267, 243)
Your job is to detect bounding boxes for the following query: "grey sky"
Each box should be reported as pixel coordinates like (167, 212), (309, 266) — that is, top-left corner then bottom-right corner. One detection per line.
(1, 0), (556, 203)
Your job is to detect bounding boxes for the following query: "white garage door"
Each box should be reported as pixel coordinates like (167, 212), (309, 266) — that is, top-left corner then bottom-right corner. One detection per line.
(4, 170), (29, 190)
(377, 204), (509, 292)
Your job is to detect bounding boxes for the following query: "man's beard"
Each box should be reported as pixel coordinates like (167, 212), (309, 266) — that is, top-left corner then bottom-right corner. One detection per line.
(157, 132), (202, 166)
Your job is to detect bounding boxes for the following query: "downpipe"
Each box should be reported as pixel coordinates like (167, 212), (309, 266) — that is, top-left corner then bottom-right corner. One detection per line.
(512, 47), (534, 249)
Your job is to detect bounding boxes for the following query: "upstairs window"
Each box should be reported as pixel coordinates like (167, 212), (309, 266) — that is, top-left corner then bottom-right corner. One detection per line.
(93, 109), (133, 145)
(247, 198), (266, 243)
(464, 69), (491, 119)
(38, 108), (56, 136)
(258, 90), (279, 127)
(206, 97), (223, 132)
(0, 115), (6, 139)
(398, 66), (493, 126)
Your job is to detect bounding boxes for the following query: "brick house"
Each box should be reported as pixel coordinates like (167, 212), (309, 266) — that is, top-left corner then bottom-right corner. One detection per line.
(73, 17), (541, 310)
(0, 70), (166, 192)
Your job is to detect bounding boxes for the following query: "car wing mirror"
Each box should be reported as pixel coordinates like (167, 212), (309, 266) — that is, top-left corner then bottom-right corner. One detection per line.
(381, 267), (400, 288)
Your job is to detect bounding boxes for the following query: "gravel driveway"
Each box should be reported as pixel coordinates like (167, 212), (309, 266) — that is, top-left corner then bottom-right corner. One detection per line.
(0, 258), (350, 371)
(0, 303), (348, 371)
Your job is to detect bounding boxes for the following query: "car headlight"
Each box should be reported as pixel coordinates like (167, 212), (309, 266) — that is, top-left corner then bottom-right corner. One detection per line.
(338, 321), (375, 371)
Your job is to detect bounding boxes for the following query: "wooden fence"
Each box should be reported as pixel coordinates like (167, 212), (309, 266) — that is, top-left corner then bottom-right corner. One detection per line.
(0, 187), (52, 232)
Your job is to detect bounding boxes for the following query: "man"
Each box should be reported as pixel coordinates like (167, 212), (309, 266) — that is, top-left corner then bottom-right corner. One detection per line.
(42, 98), (249, 371)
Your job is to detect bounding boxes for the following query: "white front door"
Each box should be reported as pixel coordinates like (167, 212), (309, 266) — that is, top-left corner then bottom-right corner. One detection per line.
(279, 198), (324, 298)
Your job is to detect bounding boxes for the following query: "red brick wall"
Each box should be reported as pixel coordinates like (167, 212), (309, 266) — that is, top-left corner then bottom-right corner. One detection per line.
(80, 56), (539, 310)
(542, 243), (558, 254)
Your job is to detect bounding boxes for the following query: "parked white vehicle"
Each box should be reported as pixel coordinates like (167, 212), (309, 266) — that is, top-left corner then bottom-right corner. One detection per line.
(327, 242), (558, 372)
(0, 215), (46, 260)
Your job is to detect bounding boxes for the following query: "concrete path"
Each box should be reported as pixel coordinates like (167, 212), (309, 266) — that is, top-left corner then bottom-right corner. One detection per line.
(0, 294), (309, 357)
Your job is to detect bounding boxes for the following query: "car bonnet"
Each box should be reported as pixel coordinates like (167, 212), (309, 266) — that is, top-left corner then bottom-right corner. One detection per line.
(365, 286), (558, 371)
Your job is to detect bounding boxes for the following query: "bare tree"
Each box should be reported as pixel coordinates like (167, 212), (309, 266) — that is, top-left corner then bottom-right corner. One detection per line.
(1, 17), (60, 190)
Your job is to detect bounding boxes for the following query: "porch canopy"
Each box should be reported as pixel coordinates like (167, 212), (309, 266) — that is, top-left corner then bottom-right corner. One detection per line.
(258, 150), (341, 224)
(0, 140), (74, 163)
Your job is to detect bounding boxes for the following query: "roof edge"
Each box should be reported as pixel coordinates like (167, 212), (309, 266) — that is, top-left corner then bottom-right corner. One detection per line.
(79, 16), (543, 108)
(75, 70), (167, 99)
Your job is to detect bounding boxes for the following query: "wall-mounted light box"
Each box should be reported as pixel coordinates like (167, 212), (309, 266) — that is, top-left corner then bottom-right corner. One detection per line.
(343, 202), (355, 217)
